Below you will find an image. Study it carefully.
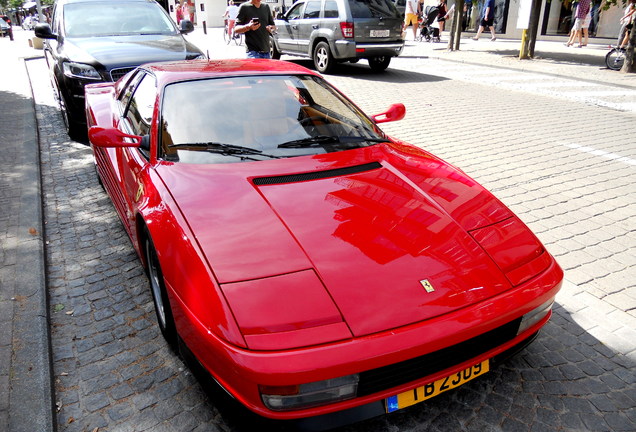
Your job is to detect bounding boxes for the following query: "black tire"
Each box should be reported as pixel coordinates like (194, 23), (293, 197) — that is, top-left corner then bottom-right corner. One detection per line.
(313, 41), (334, 74)
(368, 56), (391, 72)
(57, 89), (86, 142)
(270, 36), (281, 59)
(605, 48), (624, 71)
(144, 229), (178, 351)
(94, 162), (104, 190)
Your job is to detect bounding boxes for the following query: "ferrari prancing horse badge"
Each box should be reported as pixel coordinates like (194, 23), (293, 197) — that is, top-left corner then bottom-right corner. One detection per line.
(420, 279), (435, 293)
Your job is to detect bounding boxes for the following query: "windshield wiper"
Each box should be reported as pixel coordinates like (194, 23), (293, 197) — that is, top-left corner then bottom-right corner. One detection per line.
(278, 135), (389, 148)
(278, 135), (340, 148)
(169, 142), (281, 159)
(169, 142), (262, 153)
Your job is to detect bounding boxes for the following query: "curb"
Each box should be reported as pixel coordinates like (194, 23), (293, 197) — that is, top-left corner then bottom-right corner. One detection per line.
(7, 57), (56, 432)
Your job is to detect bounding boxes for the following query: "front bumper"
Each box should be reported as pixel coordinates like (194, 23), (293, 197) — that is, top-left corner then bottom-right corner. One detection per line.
(173, 258), (562, 421)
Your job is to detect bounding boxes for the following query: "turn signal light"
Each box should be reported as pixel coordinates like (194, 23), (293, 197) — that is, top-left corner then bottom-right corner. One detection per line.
(260, 374), (359, 411)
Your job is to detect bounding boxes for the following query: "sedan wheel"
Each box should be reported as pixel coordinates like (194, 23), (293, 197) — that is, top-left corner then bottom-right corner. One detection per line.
(144, 231), (178, 350)
(313, 41), (334, 74)
(58, 90), (85, 142)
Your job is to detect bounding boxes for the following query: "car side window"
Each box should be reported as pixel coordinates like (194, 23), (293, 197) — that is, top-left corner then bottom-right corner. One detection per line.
(125, 73), (156, 138)
(51, 4), (61, 34)
(323, 0), (339, 18)
(119, 71), (145, 112)
(286, 2), (304, 20)
(303, 1), (321, 18)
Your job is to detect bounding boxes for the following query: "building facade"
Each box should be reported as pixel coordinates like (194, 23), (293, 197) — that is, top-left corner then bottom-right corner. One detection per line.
(172, 0), (624, 40)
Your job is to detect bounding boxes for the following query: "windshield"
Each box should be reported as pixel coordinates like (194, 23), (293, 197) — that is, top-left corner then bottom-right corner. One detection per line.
(63, 2), (177, 37)
(159, 75), (387, 164)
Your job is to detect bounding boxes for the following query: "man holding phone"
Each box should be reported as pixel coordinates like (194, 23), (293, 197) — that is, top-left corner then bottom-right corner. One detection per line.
(234, 0), (276, 58)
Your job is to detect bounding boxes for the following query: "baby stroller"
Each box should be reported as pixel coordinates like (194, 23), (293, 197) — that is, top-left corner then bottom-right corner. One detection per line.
(418, 5), (440, 42)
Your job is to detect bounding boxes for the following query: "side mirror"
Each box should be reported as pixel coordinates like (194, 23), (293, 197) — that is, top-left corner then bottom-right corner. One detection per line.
(89, 126), (142, 148)
(179, 19), (194, 34)
(371, 103), (406, 124)
(34, 23), (56, 40)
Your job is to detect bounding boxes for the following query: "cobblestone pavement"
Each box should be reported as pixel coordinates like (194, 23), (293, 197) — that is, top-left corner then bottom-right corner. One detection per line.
(5, 25), (636, 432)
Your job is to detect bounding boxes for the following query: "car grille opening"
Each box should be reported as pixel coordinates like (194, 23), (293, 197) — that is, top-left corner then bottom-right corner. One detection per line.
(357, 318), (522, 397)
(109, 67), (136, 82)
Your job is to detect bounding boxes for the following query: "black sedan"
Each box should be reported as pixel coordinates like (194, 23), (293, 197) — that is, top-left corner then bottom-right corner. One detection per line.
(0, 15), (12, 40)
(35, 0), (204, 140)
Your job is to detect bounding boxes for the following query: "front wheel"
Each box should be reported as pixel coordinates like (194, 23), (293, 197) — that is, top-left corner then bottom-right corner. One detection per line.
(270, 36), (281, 59)
(58, 91), (86, 142)
(313, 41), (334, 74)
(223, 26), (230, 44)
(368, 56), (391, 72)
(144, 230), (178, 351)
(605, 48), (625, 71)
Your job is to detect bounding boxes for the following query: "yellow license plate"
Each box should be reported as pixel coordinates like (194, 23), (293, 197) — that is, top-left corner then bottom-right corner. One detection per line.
(386, 360), (489, 413)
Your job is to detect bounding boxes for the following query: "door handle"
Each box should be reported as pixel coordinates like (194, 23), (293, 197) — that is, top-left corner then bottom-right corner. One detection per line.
(312, 25), (319, 29)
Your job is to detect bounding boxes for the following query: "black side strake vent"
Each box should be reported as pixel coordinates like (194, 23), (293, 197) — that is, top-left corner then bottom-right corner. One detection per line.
(253, 162), (382, 186)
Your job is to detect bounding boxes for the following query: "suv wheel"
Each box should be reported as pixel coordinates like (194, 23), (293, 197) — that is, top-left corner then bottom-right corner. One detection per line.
(313, 41), (334, 74)
(368, 56), (391, 72)
(270, 36), (281, 60)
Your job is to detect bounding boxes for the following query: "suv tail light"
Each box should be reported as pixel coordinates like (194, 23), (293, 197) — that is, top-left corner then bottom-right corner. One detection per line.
(340, 21), (354, 38)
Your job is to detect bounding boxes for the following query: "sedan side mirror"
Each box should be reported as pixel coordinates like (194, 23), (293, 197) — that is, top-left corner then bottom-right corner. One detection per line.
(179, 19), (194, 34)
(34, 23), (56, 40)
(89, 126), (142, 148)
(372, 103), (406, 124)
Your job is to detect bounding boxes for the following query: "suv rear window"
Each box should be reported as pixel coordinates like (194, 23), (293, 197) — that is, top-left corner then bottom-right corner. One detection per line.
(349, 0), (400, 18)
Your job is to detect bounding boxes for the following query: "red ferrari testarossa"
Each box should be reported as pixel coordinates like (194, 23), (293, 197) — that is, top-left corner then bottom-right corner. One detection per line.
(85, 59), (563, 426)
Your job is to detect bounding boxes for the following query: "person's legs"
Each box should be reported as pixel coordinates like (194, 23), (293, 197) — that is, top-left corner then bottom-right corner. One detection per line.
(490, 25), (496, 40)
(228, 19), (235, 38)
(617, 23), (627, 47)
(582, 28), (589, 46)
(620, 30), (630, 48)
(473, 24), (484, 40)
(566, 27), (576, 46)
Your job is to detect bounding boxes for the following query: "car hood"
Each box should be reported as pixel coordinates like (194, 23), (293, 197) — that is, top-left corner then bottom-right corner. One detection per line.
(156, 144), (514, 336)
(62, 34), (201, 70)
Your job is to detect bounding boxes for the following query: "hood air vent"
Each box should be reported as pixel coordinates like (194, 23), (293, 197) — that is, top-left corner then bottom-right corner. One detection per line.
(253, 162), (382, 186)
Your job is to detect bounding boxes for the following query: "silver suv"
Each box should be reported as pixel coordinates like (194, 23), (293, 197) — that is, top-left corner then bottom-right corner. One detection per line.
(271, 0), (404, 73)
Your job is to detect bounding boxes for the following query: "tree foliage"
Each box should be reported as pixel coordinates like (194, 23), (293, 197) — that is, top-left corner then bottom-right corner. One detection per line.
(0, 0), (54, 11)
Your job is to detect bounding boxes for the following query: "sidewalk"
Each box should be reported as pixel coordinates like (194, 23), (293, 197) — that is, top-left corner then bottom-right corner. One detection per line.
(400, 35), (636, 89)
(0, 27), (54, 432)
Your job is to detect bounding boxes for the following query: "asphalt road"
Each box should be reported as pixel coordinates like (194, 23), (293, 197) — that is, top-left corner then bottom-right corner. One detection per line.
(18, 28), (636, 432)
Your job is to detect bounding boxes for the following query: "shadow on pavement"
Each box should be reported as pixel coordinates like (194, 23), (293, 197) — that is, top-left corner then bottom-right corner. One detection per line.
(284, 59), (450, 83)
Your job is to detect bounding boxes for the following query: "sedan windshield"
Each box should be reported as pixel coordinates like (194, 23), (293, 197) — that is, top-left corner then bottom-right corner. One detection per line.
(159, 75), (388, 164)
(64, 2), (177, 37)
